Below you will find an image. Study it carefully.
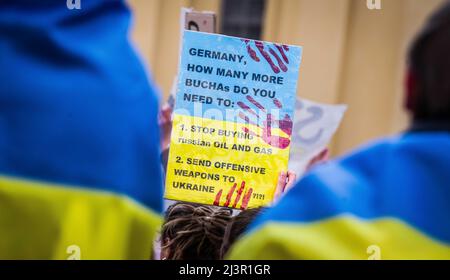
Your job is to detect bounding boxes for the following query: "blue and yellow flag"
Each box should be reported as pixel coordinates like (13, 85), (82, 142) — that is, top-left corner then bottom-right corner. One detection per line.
(229, 132), (450, 259)
(0, 0), (162, 259)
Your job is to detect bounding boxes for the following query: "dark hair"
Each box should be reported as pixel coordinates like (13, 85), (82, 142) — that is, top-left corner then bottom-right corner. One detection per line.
(161, 202), (232, 260)
(408, 1), (450, 121)
(220, 207), (265, 258)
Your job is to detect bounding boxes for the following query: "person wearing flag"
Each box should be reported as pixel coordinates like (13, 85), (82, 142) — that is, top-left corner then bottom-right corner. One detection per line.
(229, 1), (450, 260)
(0, 0), (162, 259)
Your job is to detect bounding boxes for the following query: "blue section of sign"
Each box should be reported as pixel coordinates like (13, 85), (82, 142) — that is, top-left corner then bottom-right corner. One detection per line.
(175, 31), (303, 125)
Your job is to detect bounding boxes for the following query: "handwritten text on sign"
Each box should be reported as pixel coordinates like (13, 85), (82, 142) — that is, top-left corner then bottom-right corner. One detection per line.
(165, 31), (303, 209)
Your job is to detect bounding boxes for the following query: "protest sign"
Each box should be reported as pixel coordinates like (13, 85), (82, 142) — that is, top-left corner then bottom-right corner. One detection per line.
(288, 98), (347, 176)
(164, 30), (303, 209)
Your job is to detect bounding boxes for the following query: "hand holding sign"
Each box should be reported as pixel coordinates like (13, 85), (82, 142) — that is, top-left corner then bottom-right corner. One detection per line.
(271, 171), (297, 204)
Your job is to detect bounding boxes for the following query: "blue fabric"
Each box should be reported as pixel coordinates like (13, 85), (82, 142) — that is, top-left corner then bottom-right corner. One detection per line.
(0, 0), (163, 212)
(250, 132), (450, 244)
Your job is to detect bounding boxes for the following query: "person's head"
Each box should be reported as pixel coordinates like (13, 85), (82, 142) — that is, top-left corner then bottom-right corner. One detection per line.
(220, 207), (265, 258)
(160, 202), (232, 260)
(406, 1), (450, 122)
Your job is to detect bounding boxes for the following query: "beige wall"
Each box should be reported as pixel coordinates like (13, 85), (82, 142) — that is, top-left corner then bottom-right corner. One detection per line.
(127, 0), (222, 94)
(127, 0), (444, 156)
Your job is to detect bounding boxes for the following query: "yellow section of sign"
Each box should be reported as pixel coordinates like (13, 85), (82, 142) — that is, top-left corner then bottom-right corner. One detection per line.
(164, 114), (291, 209)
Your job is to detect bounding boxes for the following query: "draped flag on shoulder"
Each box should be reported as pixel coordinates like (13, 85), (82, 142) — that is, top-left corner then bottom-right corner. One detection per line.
(229, 132), (450, 260)
(0, 0), (162, 259)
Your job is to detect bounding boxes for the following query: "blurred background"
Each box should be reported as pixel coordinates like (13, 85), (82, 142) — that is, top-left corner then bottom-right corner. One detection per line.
(127, 0), (444, 156)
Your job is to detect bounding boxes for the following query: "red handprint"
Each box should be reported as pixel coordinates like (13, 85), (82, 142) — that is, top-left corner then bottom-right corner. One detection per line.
(238, 95), (293, 149)
(213, 181), (253, 210)
(243, 39), (290, 74)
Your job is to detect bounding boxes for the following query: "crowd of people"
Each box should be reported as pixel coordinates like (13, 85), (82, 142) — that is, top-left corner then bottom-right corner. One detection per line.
(0, 0), (449, 259)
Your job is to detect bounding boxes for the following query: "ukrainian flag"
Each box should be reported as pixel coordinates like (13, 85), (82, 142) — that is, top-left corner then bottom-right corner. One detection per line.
(0, 0), (162, 259)
(229, 132), (450, 259)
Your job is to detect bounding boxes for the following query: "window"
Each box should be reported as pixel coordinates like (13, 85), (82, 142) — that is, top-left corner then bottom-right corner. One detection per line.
(220, 0), (266, 40)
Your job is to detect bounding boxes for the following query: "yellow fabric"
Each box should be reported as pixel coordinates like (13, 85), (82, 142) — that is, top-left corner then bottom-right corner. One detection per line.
(0, 175), (161, 260)
(228, 216), (450, 260)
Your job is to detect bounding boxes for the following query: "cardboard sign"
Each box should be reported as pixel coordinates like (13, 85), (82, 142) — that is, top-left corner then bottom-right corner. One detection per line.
(184, 10), (216, 33)
(288, 98), (347, 176)
(164, 30), (303, 209)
